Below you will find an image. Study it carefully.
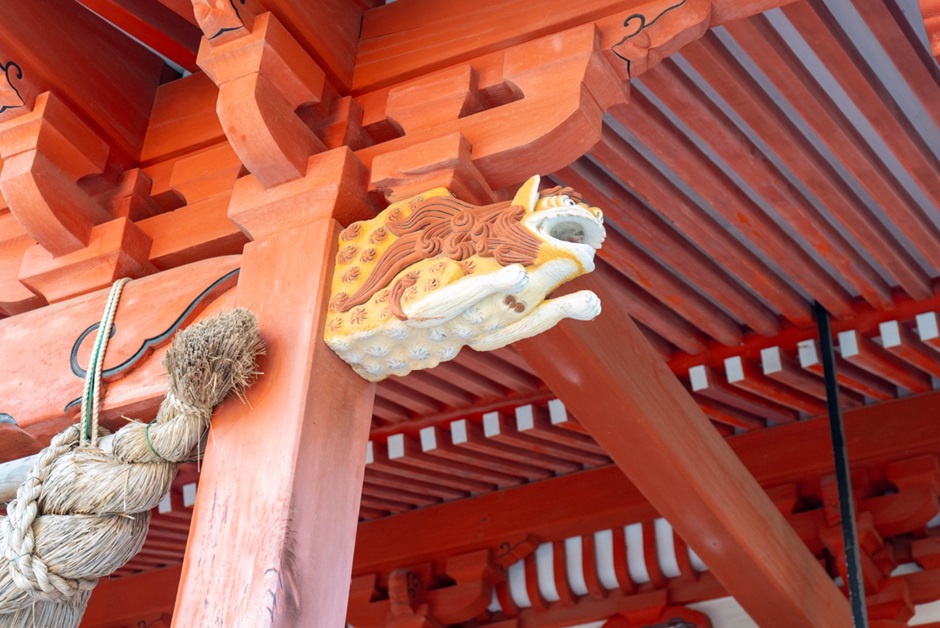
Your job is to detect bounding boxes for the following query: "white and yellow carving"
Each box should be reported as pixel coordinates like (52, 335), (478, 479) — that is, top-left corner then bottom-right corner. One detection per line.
(324, 175), (606, 381)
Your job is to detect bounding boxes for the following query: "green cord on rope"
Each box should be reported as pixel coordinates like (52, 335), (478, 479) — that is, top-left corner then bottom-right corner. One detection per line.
(144, 420), (167, 461)
(79, 278), (131, 447)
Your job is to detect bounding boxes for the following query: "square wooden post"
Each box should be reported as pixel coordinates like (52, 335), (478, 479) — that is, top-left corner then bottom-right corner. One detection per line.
(174, 150), (376, 626)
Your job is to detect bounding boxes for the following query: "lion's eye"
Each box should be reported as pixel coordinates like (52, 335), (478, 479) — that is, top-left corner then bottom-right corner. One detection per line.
(563, 197), (576, 206)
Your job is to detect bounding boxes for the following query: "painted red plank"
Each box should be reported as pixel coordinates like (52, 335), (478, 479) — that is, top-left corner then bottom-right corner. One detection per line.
(588, 128), (811, 327)
(637, 57), (895, 310)
(557, 162), (781, 336)
(76, 0), (201, 72)
(610, 95), (855, 318)
(717, 19), (933, 299)
(782, 1), (940, 271)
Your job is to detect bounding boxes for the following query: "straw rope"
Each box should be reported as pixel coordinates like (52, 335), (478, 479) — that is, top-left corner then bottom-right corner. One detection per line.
(79, 278), (130, 448)
(0, 306), (263, 627)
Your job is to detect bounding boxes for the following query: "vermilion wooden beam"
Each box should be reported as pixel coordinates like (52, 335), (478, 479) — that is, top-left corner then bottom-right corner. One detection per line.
(782, 1), (940, 265)
(585, 128), (811, 327)
(610, 95), (855, 318)
(75, 0), (202, 72)
(922, 0), (940, 61)
(354, 389), (940, 575)
(353, 0), (800, 92)
(0, 0), (165, 164)
(556, 163), (779, 338)
(668, 289), (940, 376)
(635, 55), (896, 309)
(511, 273), (852, 626)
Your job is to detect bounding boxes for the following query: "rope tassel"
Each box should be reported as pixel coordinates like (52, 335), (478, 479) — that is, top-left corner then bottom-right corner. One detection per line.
(0, 304), (263, 627)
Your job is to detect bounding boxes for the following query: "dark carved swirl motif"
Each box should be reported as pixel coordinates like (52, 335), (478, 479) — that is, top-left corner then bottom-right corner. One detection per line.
(208, 0), (249, 40)
(0, 61), (25, 115)
(611, 0), (687, 77)
(64, 268), (241, 411)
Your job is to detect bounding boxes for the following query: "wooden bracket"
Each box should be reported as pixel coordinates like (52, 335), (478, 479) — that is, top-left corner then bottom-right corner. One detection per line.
(94, 169), (161, 221)
(228, 147), (373, 240)
(18, 217), (155, 303)
(371, 133), (499, 205)
(0, 92), (110, 255)
(349, 550), (502, 627)
(197, 12), (327, 188)
(0, 211), (42, 316)
(193, 0), (264, 45)
(604, 0), (712, 78)
(357, 24), (628, 192)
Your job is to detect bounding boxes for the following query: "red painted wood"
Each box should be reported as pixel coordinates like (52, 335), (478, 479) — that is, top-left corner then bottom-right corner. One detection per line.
(610, 95), (855, 318)
(0, 256), (240, 432)
(449, 418), (582, 475)
(637, 57), (896, 311)
(724, 355), (826, 416)
(586, 128), (811, 327)
(839, 330), (931, 394)
(591, 259), (709, 356)
(174, 219), (375, 625)
(716, 20), (933, 300)
(81, 566), (181, 627)
(782, 1), (940, 271)
(687, 364), (798, 423)
(0, 0), (165, 163)
(512, 272), (852, 626)
(76, 0), (201, 72)
(557, 163), (781, 337)
(420, 425), (554, 481)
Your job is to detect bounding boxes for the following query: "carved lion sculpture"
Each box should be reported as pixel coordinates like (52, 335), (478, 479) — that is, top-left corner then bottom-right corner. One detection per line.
(324, 175), (606, 381)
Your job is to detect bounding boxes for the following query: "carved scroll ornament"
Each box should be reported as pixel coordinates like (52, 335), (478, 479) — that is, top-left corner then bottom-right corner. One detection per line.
(324, 175), (606, 381)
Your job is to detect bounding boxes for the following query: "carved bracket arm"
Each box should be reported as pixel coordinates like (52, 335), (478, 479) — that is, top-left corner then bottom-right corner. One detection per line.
(197, 12), (328, 188)
(0, 92), (110, 255)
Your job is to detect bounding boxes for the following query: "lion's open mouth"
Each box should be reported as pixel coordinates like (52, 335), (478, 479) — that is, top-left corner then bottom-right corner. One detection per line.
(537, 212), (606, 250)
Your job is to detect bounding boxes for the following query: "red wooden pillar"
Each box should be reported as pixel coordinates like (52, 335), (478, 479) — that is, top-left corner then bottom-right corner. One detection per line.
(514, 272), (853, 626)
(173, 149), (376, 625)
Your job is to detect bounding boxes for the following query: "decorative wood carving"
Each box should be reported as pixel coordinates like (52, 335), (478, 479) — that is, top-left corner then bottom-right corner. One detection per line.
(609, 0), (712, 77)
(325, 175), (606, 381)
(0, 256), (240, 430)
(921, 0), (940, 61)
(197, 11), (327, 188)
(0, 61), (26, 121)
(349, 550), (502, 627)
(193, 0), (262, 45)
(357, 25), (628, 192)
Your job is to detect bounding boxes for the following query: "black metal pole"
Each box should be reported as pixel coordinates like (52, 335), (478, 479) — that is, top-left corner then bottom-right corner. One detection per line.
(815, 302), (868, 627)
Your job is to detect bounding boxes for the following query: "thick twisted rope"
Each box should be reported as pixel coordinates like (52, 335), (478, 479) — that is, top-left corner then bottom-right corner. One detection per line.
(0, 307), (262, 626)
